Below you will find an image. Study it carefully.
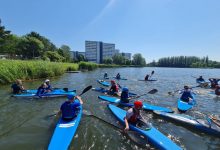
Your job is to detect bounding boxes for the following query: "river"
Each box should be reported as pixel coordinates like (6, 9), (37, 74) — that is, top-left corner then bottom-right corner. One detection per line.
(0, 67), (219, 150)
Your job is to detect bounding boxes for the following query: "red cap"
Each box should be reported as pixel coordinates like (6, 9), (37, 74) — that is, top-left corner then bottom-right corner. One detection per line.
(134, 100), (143, 108)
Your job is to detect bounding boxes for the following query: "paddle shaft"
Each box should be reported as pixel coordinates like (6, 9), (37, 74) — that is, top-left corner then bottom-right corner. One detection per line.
(130, 89), (158, 100)
(47, 85), (92, 118)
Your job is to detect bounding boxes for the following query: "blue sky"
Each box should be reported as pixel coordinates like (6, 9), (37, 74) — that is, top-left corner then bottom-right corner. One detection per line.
(0, 0), (220, 62)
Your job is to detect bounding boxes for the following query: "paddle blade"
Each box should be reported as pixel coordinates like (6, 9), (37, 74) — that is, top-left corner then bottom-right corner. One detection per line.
(148, 89), (158, 94)
(151, 71), (154, 75)
(79, 85), (92, 96)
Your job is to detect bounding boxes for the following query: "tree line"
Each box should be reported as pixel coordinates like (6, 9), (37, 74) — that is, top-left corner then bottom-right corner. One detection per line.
(0, 19), (146, 66)
(0, 19), (85, 62)
(148, 56), (220, 68)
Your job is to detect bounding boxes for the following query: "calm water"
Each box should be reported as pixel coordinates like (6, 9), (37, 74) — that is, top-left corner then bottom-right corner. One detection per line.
(0, 67), (219, 150)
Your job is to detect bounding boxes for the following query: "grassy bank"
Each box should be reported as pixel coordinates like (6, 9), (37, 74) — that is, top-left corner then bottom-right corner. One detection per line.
(0, 60), (79, 84)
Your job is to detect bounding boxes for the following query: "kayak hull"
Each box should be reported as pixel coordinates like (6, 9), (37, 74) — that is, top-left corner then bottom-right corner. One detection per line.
(153, 111), (220, 137)
(177, 95), (196, 112)
(108, 104), (181, 150)
(92, 87), (137, 96)
(138, 79), (157, 81)
(113, 77), (127, 80)
(97, 80), (110, 87)
(98, 95), (173, 113)
(12, 90), (76, 98)
(48, 101), (82, 150)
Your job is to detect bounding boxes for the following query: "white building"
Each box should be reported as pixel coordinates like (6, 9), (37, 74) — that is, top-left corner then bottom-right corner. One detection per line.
(121, 52), (132, 60)
(85, 41), (117, 63)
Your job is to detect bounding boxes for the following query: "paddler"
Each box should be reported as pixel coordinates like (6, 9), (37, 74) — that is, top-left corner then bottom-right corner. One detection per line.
(124, 101), (144, 131)
(58, 94), (83, 121)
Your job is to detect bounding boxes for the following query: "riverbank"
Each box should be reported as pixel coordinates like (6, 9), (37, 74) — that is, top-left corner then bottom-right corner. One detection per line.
(0, 60), (145, 84)
(0, 60), (79, 84)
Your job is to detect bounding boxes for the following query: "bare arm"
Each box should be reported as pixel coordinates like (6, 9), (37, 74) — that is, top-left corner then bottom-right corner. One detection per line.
(124, 117), (129, 131)
(76, 96), (83, 105)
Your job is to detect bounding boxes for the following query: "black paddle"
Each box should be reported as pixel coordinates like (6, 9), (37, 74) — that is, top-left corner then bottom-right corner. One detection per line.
(47, 85), (92, 118)
(130, 89), (158, 100)
(168, 85), (203, 96)
(149, 71), (154, 78)
(83, 110), (149, 147)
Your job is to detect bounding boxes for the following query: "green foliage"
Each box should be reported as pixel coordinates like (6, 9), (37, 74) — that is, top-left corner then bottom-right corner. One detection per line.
(0, 60), (78, 84)
(58, 45), (71, 62)
(132, 53), (146, 66)
(103, 57), (113, 64)
(79, 61), (98, 71)
(43, 51), (65, 62)
(149, 56), (220, 68)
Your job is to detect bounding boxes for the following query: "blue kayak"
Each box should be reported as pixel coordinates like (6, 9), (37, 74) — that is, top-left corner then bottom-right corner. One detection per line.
(113, 77), (127, 80)
(12, 89), (76, 98)
(97, 80), (110, 87)
(24, 88), (76, 94)
(177, 95), (196, 112)
(138, 79), (157, 81)
(98, 95), (173, 113)
(108, 104), (181, 150)
(153, 111), (220, 137)
(48, 99), (82, 150)
(92, 87), (137, 96)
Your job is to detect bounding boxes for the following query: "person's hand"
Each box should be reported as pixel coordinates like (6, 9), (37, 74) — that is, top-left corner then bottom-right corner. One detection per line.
(75, 96), (81, 99)
(124, 126), (129, 132)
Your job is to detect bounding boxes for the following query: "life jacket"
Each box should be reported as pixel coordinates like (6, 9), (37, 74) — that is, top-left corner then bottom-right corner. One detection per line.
(128, 108), (140, 123)
(111, 84), (119, 92)
(215, 87), (220, 95)
(180, 90), (193, 102)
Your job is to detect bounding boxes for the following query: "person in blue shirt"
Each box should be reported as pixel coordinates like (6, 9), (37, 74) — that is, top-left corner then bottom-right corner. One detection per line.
(45, 79), (52, 92)
(196, 76), (205, 83)
(104, 72), (108, 79)
(36, 83), (47, 96)
(11, 79), (25, 94)
(179, 86), (194, 102)
(120, 87), (130, 103)
(116, 73), (121, 79)
(58, 94), (83, 121)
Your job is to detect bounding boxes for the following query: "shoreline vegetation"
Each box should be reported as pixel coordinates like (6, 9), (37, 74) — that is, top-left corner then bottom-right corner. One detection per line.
(0, 60), (134, 85)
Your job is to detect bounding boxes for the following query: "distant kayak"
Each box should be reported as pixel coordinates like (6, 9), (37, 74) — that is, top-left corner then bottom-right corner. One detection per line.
(153, 111), (220, 137)
(48, 99), (82, 150)
(97, 80), (110, 87)
(108, 104), (181, 150)
(177, 95), (196, 112)
(92, 87), (137, 96)
(98, 95), (173, 113)
(113, 77), (127, 80)
(12, 89), (76, 98)
(138, 79), (157, 81)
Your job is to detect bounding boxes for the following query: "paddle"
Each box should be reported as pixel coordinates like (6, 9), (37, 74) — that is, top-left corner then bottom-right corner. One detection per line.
(149, 71), (154, 79)
(130, 89), (158, 100)
(168, 84), (205, 96)
(83, 110), (149, 147)
(47, 85), (92, 118)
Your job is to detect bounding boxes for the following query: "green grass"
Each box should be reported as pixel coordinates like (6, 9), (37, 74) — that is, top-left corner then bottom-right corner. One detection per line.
(0, 60), (79, 84)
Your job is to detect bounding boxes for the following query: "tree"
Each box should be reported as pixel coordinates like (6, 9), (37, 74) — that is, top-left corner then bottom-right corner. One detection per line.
(58, 45), (71, 62)
(112, 54), (126, 65)
(43, 51), (65, 62)
(103, 57), (113, 64)
(0, 19), (12, 53)
(17, 36), (44, 59)
(132, 53), (146, 66)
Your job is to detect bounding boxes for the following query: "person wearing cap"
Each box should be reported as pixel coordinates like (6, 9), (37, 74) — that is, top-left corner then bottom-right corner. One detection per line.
(44, 79), (52, 92)
(120, 87), (130, 103)
(124, 100), (143, 131)
(116, 73), (121, 79)
(58, 94), (83, 121)
(215, 85), (220, 96)
(144, 74), (149, 81)
(209, 78), (220, 88)
(36, 83), (47, 96)
(108, 80), (119, 96)
(104, 72), (108, 79)
(11, 79), (25, 94)
(196, 76), (205, 83)
(179, 86), (194, 102)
